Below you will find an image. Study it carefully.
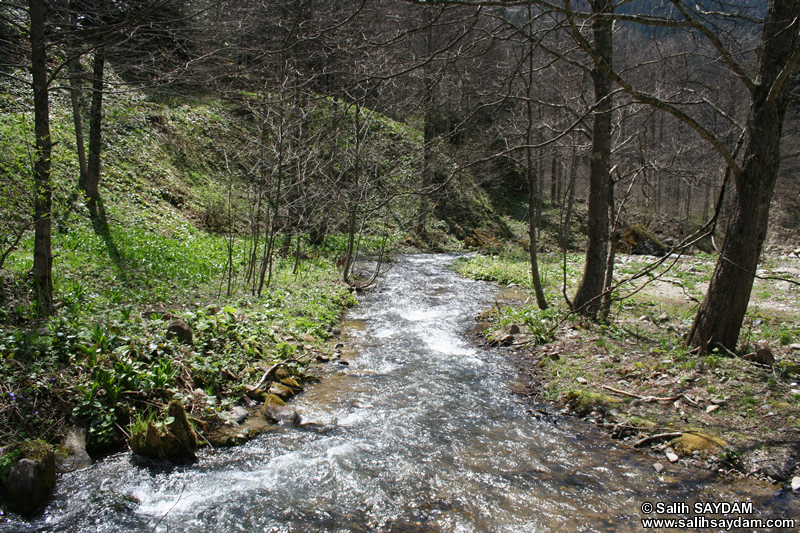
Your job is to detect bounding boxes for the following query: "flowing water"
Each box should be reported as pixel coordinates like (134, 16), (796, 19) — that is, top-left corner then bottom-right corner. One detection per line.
(4, 254), (797, 532)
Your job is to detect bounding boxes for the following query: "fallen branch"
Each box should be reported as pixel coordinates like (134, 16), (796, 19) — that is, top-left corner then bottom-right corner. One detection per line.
(602, 385), (697, 406)
(251, 357), (308, 391)
(633, 432), (683, 448)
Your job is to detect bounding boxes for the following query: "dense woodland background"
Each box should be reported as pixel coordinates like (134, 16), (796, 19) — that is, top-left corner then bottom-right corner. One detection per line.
(1, 0), (800, 449)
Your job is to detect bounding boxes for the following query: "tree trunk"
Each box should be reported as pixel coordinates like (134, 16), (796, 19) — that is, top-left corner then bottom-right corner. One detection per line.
(526, 42), (548, 310)
(560, 150), (577, 251)
(68, 58), (88, 187)
(572, 0), (613, 318)
(86, 48), (105, 213)
(29, 0), (54, 316)
(687, 0), (799, 353)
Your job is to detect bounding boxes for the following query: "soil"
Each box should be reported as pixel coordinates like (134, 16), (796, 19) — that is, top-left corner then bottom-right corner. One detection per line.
(483, 253), (800, 492)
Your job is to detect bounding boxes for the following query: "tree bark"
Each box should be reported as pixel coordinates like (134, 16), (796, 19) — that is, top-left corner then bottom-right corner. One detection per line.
(572, 0), (613, 318)
(524, 11), (548, 310)
(687, 0), (800, 352)
(29, 0), (54, 316)
(68, 58), (88, 187)
(86, 48), (105, 212)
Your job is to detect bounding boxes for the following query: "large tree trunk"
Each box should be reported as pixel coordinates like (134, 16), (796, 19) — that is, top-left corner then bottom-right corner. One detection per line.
(687, 0), (799, 353)
(29, 0), (54, 316)
(572, 0), (613, 318)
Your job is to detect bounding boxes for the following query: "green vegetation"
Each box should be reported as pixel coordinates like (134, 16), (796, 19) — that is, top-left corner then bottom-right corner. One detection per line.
(0, 84), (403, 452)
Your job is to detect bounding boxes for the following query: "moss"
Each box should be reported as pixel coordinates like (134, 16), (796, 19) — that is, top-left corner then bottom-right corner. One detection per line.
(263, 394), (287, 407)
(279, 377), (302, 391)
(674, 431), (727, 456)
(563, 390), (623, 416)
(0, 445), (24, 485)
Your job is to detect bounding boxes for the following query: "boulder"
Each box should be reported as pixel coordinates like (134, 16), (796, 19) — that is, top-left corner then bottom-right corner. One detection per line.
(2, 441), (56, 517)
(55, 426), (92, 473)
(618, 224), (666, 256)
(166, 319), (193, 345)
(261, 394), (301, 424)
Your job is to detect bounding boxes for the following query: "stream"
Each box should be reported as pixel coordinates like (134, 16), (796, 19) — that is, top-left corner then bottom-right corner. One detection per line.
(3, 253), (797, 532)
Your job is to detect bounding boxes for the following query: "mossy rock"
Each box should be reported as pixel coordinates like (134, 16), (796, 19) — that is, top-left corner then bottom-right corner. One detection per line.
(1, 440), (56, 517)
(674, 432), (727, 456)
(263, 394), (287, 407)
(279, 377), (303, 391)
(274, 367), (292, 381)
(129, 400), (197, 464)
(618, 224), (666, 256)
(564, 390), (623, 416)
(268, 383), (295, 400)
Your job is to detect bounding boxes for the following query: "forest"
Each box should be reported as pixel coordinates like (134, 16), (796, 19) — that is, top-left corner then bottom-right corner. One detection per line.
(1, 0), (799, 525)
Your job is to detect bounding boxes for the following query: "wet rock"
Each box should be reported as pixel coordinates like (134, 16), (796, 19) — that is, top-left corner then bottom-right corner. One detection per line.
(166, 319), (193, 345)
(653, 462), (665, 474)
(222, 406), (250, 425)
(792, 477), (800, 492)
(2, 441), (56, 517)
(261, 394), (301, 424)
(55, 426), (92, 473)
(268, 383), (296, 401)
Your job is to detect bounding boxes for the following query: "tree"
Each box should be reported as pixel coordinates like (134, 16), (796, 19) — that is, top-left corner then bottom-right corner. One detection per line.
(686, 0), (800, 352)
(29, 0), (54, 315)
(569, 0), (614, 318)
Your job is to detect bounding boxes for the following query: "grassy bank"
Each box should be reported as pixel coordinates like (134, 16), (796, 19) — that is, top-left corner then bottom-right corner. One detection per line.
(0, 206), (359, 452)
(457, 252), (800, 484)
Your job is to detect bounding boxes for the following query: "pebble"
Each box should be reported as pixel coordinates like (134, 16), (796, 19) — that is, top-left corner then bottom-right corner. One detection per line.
(666, 451), (679, 463)
(792, 477), (800, 492)
(706, 405), (720, 414)
(653, 463), (665, 474)
(576, 377), (588, 385)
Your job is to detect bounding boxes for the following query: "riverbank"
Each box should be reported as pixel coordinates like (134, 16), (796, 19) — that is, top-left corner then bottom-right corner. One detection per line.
(457, 252), (800, 491)
(0, 215), (359, 456)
